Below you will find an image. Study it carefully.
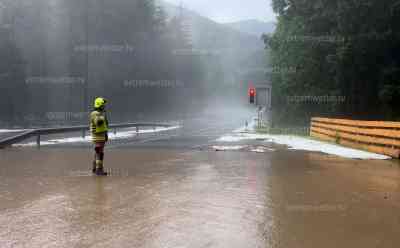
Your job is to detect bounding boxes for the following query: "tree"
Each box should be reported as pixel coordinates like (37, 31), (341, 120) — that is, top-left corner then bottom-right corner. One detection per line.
(265, 0), (400, 124)
(0, 1), (26, 126)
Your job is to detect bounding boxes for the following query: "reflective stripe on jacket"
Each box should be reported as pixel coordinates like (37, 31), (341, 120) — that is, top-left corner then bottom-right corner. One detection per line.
(90, 110), (109, 142)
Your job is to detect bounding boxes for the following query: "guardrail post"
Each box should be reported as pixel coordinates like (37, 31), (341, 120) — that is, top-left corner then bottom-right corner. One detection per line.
(114, 128), (117, 135)
(82, 130), (85, 138)
(36, 134), (40, 148)
(136, 126), (139, 136)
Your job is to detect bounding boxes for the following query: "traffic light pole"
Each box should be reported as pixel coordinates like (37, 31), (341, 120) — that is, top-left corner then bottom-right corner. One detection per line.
(84, 0), (89, 115)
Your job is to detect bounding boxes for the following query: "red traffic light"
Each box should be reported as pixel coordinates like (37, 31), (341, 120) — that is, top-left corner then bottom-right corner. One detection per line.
(249, 88), (256, 104)
(249, 88), (256, 96)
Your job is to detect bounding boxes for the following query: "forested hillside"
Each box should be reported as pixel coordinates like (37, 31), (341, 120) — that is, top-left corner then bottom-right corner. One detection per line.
(158, 0), (267, 108)
(264, 0), (400, 125)
(225, 19), (276, 37)
(0, 0), (188, 125)
(0, 0), (264, 127)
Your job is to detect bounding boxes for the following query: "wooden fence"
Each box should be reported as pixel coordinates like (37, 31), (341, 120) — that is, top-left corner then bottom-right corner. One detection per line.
(310, 117), (400, 158)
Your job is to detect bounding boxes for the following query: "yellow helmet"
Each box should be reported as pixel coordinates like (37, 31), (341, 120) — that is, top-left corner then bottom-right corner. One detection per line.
(94, 97), (107, 109)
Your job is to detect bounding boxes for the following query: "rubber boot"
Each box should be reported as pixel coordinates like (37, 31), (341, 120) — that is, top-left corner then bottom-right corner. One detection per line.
(95, 160), (108, 176)
(95, 167), (108, 176)
(92, 160), (96, 173)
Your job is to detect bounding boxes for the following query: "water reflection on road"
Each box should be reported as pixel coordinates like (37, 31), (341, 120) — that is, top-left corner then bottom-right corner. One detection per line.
(0, 148), (399, 247)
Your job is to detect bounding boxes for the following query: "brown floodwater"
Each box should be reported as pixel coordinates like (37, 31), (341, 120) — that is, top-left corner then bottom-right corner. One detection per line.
(0, 147), (399, 247)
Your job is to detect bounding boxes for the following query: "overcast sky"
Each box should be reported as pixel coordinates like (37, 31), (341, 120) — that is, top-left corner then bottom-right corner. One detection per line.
(163, 0), (276, 23)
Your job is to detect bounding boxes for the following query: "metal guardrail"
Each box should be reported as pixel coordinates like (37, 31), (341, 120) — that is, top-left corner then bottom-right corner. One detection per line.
(0, 123), (174, 149)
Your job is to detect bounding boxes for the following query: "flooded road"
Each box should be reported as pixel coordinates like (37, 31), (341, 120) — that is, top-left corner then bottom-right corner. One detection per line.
(1, 147), (400, 247)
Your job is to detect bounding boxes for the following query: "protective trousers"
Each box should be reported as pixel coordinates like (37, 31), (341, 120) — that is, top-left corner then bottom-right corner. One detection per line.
(93, 142), (105, 170)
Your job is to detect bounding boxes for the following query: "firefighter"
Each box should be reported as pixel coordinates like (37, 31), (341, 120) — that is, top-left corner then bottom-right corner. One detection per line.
(90, 97), (109, 176)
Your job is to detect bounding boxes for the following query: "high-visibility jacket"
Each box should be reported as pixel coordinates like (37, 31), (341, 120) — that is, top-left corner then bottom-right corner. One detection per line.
(90, 110), (109, 142)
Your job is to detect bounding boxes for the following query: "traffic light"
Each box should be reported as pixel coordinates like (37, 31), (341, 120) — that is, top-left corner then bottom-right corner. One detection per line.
(249, 88), (256, 104)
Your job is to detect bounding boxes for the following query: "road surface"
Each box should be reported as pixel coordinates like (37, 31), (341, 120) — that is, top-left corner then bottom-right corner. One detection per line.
(1, 113), (400, 247)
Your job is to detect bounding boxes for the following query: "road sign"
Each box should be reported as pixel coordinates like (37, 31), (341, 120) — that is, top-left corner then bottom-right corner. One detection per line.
(250, 80), (271, 109)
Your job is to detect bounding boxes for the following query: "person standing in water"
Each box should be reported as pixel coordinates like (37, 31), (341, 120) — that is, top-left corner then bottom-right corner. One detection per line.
(90, 97), (109, 176)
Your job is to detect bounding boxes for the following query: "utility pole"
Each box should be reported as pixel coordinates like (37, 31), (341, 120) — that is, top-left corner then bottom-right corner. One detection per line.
(84, 0), (89, 115)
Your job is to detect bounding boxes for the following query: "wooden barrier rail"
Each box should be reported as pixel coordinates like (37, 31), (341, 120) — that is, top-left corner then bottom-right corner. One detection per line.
(310, 117), (400, 158)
